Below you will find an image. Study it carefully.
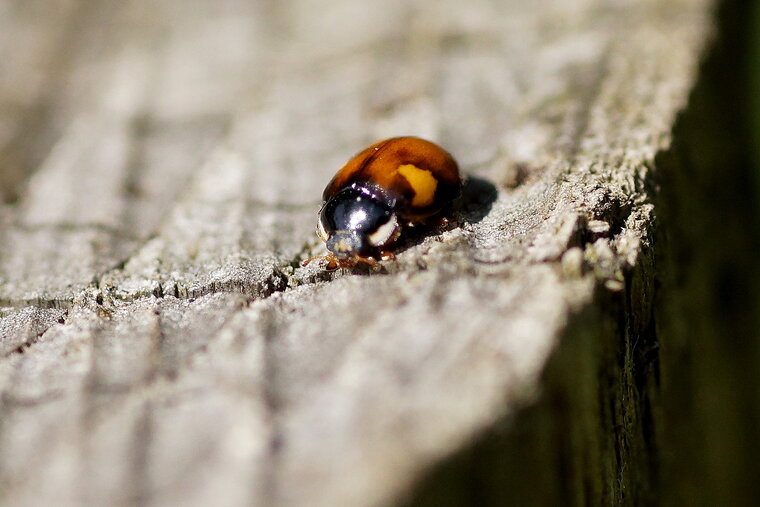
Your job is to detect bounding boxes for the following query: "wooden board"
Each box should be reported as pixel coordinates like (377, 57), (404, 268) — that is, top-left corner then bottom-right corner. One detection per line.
(0, 0), (712, 505)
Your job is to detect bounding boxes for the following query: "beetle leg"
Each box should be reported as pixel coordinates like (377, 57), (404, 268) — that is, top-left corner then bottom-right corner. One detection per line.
(301, 253), (342, 270)
(303, 253), (387, 271)
(423, 214), (449, 228)
(301, 256), (318, 267)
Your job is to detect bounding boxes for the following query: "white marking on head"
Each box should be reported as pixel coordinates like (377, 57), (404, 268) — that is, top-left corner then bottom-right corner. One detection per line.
(316, 218), (328, 241)
(367, 214), (399, 247)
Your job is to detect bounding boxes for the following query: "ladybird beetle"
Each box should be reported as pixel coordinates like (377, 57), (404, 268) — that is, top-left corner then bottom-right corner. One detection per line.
(307, 136), (462, 270)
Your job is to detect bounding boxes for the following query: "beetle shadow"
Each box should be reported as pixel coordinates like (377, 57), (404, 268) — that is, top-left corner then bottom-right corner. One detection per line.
(456, 175), (498, 225)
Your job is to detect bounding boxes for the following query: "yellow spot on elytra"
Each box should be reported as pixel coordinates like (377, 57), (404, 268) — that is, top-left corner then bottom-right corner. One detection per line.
(397, 164), (437, 207)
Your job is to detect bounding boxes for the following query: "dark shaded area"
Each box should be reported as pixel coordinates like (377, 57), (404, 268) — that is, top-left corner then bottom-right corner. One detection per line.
(654, 0), (760, 504)
(458, 176), (498, 224)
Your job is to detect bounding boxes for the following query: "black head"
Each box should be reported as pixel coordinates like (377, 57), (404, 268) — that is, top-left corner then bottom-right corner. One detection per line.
(318, 186), (398, 258)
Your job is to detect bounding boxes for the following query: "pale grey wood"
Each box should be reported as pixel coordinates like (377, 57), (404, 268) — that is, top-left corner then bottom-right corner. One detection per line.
(0, 0), (712, 506)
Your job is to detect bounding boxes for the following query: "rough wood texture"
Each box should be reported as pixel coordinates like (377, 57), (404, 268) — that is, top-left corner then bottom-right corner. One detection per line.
(0, 1), (712, 505)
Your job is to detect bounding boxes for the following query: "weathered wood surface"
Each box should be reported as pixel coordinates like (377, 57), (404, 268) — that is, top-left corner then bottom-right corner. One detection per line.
(0, 0), (712, 505)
